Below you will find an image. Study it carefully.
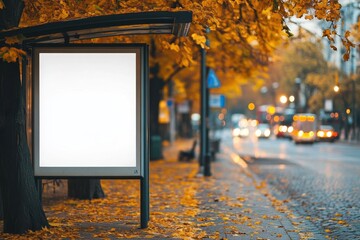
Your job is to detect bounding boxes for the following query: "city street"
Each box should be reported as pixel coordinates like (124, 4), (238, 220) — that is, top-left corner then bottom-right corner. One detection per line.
(223, 128), (360, 239)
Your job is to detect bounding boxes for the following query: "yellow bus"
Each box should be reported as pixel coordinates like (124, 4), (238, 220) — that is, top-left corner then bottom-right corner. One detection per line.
(291, 113), (317, 144)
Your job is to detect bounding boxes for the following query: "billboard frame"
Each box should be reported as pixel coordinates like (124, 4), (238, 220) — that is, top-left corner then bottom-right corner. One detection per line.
(31, 43), (149, 228)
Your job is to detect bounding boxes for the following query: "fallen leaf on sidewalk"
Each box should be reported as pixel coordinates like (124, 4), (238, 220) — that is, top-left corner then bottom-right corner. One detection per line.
(255, 180), (267, 189)
(337, 220), (348, 225)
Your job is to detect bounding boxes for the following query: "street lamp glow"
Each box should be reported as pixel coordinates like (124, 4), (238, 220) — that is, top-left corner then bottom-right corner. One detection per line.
(334, 85), (340, 92)
(248, 102), (255, 111)
(280, 95), (288, 104)
(289, 95), (295, 102)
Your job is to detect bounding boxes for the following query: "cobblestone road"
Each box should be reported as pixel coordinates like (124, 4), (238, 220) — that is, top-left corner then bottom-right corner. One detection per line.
(227, 129), (360, 239)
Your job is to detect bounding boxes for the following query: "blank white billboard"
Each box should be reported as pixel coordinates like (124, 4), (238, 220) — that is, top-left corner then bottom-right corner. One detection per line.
(33, 45), (145, 177)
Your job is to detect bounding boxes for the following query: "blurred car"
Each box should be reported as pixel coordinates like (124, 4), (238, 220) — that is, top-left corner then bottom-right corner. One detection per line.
(255, 123), (271, 138)
(316, 125), (338, 142)
(232, 127), (250, 138)
(274, 124), (293, 139)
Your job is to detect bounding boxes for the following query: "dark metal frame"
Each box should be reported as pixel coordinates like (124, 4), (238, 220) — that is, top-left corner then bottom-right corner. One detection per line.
(0, 11), (192, 44)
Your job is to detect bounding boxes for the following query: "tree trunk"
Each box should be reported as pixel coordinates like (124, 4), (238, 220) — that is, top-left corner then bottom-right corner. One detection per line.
(150, 75), (163, 136)
(0, 61), (49, 233)
(68, 179), (105, 200)
(149, 71), (165, 160)
(0, 0), (49, 233)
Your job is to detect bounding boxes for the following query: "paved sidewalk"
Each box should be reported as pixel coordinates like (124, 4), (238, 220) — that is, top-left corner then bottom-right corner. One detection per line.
(0, 138), (326, 239)
(162, 139), (326, 240)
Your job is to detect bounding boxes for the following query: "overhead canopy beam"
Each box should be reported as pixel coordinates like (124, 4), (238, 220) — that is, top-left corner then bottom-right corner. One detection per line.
(0, 11), (192, 44)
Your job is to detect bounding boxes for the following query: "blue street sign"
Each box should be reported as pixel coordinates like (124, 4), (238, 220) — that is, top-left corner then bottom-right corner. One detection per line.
(207, 69), (221, 88)
(209, 94), (225, 108)
(166, 99), (173, 107)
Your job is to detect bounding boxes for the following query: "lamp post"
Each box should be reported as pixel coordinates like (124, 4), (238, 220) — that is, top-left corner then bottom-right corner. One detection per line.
(199, 27), (211, 176)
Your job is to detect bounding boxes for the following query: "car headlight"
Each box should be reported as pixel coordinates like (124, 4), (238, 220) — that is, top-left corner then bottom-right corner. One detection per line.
(240, 128), (249, 136)
(255, 129), (261, 137)
(264, 129), (271, 137)
(232, 128), (241, 136)
(298, 130), (304, 137)
(287, 126), (293, 133)
(279, 125), (287, 132)
(326, 131), (332, 137)
(317, 131), (324, 137)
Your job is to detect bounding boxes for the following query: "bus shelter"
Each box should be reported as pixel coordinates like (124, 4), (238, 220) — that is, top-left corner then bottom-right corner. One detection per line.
(0, 10), (192, 229)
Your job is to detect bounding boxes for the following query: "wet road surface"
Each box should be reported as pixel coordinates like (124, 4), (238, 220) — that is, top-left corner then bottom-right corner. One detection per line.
(223, 129), (360, 239)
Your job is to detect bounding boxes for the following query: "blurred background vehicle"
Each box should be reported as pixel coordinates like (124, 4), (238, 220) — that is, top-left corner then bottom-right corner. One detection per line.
(274, 108), (295, 139)
(232, 127), (250, 138)
(316, 125), (338, 142)
(232, 116), (250, 138)
(292, 113), (317, 144)
(255, 123), (271, 138)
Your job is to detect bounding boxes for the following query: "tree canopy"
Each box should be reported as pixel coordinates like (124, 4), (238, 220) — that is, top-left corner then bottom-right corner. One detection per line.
(1, 0), (358, 104)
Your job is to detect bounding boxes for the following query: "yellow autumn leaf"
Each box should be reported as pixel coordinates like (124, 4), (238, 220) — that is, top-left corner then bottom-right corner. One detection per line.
(0, 0), (4, 9)
(191, 33), (206, 48)
(337, 220), (347, 225)
(60, 8), (69, 19)
(345, 30), (351, 39)
(183, 46), (192, 54)
(2, 47), (25, 63)
(322, 29), (331, 38)
(334, 213), (343, 217)
(255, 180), (267, 189)
(0, 46), (8, 54)
(198, 222), (215, 227)
(181, 57), (190, 67)
(5, 35), (23, 45)
(170, 43), (180, 52)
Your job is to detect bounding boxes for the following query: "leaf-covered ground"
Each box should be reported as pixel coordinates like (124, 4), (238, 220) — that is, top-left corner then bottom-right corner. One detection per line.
(0, 140), (324, 239)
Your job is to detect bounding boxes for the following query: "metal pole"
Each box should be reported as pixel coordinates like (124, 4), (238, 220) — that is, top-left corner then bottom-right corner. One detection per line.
(199, 46), (206, 172)
(204, 84), (211, 177)
(199, 28), (211, 176)
(140, 177), (149, 228)
(140, 45), (149, 228)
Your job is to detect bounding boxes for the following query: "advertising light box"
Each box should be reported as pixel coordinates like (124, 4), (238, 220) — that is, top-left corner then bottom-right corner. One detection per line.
(32, 45), (147, 177)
